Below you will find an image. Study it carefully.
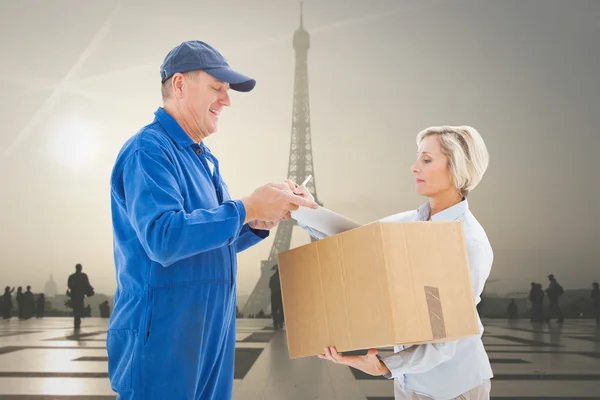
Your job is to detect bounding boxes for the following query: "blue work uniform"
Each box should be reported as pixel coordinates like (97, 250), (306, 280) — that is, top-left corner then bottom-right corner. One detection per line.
(107, 107), (269, 399)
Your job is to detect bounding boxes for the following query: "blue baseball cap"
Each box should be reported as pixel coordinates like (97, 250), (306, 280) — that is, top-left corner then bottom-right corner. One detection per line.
(160, 40), (256, 92)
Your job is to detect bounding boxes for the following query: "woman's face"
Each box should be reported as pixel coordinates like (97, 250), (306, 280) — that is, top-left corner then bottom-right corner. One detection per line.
(411, 135), (455, 197)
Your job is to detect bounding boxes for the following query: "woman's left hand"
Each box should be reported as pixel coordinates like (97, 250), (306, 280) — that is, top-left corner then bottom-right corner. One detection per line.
(248, 220), (279, 230)
(248, 211), (294, 230)
(318, 346), (391, 376)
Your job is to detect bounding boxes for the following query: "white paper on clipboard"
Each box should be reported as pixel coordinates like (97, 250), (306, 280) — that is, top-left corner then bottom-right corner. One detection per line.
(291, 206), (362, 237)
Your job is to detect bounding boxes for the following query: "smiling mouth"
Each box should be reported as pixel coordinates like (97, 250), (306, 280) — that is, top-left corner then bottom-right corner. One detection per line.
(209, 108), (220, 116)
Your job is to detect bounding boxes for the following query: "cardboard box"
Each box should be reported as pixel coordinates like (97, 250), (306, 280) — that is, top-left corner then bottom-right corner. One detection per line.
(277, 221), (479, 359)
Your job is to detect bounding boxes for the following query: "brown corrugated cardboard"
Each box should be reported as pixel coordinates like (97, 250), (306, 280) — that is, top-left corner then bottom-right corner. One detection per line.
(276, 221), (479, 359)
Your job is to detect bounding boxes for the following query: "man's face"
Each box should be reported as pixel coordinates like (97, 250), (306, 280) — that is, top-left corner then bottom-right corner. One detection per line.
(178, 71), (231, 140)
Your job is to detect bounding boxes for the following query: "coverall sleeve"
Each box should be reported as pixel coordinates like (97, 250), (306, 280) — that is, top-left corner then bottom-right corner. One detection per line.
(122, 149), (247, 267)
(380, 240), (493, 378)
(235, 224), (269, 253)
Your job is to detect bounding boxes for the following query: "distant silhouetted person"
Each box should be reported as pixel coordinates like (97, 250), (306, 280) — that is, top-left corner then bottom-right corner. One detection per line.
(528, 282), (545, 322)
(99, 300), (110, 318)
(16, 287), (24, 319)
(2, 286), (15, 319)
(591, 282), (600, 326)
(36, 294), (45, 318)
(545, 274), (564, 324)
(507, 299), (518, 319)
(67, 263), (94, 329)
(269, 265), (284, 330)
(23, 286), (35, 319)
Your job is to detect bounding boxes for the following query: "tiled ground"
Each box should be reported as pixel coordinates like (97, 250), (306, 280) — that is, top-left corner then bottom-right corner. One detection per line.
(1, 318), (599, 399)
(353, 319), (600, 400)
(0, 317), (274, 399)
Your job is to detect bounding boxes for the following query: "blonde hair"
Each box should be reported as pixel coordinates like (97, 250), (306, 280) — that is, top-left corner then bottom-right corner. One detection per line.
(416, 126), (489, 197)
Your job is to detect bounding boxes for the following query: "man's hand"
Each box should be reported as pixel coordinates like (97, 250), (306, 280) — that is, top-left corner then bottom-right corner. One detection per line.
(318, 346), (391, 376)
(241, 182), (318, 224)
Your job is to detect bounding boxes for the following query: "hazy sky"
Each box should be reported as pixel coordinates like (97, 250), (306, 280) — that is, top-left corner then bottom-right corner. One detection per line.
(0, 0), (598, 299)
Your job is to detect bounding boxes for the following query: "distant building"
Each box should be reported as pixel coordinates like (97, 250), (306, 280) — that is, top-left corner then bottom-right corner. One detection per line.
(44, 274), (57, 297)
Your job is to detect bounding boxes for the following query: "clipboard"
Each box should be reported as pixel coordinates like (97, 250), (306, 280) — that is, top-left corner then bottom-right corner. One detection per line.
(291, 206), (362, 237)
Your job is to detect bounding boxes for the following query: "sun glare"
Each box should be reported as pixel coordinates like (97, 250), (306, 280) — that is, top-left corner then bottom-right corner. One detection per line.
(48, 113), (100, 169)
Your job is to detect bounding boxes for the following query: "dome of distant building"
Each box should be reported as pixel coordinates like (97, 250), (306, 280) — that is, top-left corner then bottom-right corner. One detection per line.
(44, 274), (57, 297)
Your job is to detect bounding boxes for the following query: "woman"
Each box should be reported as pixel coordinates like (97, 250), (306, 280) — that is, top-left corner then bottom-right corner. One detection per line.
(295, 125), (493, 400)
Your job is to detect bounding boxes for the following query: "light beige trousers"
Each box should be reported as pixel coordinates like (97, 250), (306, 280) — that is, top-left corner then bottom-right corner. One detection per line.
(394, 379), (491, 400)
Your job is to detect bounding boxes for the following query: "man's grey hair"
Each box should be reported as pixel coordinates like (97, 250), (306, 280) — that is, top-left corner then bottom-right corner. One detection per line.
(161, 70), (199, 102)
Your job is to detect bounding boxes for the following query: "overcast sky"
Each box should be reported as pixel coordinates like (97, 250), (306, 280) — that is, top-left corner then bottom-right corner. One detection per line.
(0, 0), (598, 299)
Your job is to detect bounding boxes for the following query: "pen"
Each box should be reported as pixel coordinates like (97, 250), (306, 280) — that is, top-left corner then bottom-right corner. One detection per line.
(301, 174), (312, 187)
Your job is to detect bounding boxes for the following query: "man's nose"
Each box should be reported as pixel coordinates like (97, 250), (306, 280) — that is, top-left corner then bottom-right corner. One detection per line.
(220, 91), (231, 106)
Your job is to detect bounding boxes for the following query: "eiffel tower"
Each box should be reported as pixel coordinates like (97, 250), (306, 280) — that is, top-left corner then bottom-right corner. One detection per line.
(243, 3), (322, 316)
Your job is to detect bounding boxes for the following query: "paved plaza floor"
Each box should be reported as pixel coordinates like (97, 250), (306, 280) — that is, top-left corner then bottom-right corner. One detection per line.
(0, 317), (599, 399)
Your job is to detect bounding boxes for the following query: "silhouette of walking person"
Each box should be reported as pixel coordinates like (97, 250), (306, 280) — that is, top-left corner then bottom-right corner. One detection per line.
(16, 287), (23, 319)
(67, 263), (94, 330)
(530, 283), (546, 322)
(23, 286), (35, 319)
(99, 300), (110, 318)
(2, 286), (15, 319)
(591, 282), (599, 326)
(269, 265), (284, 330)
(36, 294), (45, 318)
(545, 274), (564, 324)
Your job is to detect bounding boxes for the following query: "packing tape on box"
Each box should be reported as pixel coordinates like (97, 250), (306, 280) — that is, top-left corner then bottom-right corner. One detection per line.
(424, 286), (447, 339)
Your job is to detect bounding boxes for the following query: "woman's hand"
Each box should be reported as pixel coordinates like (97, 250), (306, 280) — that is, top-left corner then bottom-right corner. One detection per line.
(284, 179), (315, 202)
(318, 346), (391, 376)
(248, 220), (279, 230)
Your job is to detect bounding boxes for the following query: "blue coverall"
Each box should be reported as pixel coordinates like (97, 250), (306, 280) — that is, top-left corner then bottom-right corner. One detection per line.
(107, 107), (268, 399)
